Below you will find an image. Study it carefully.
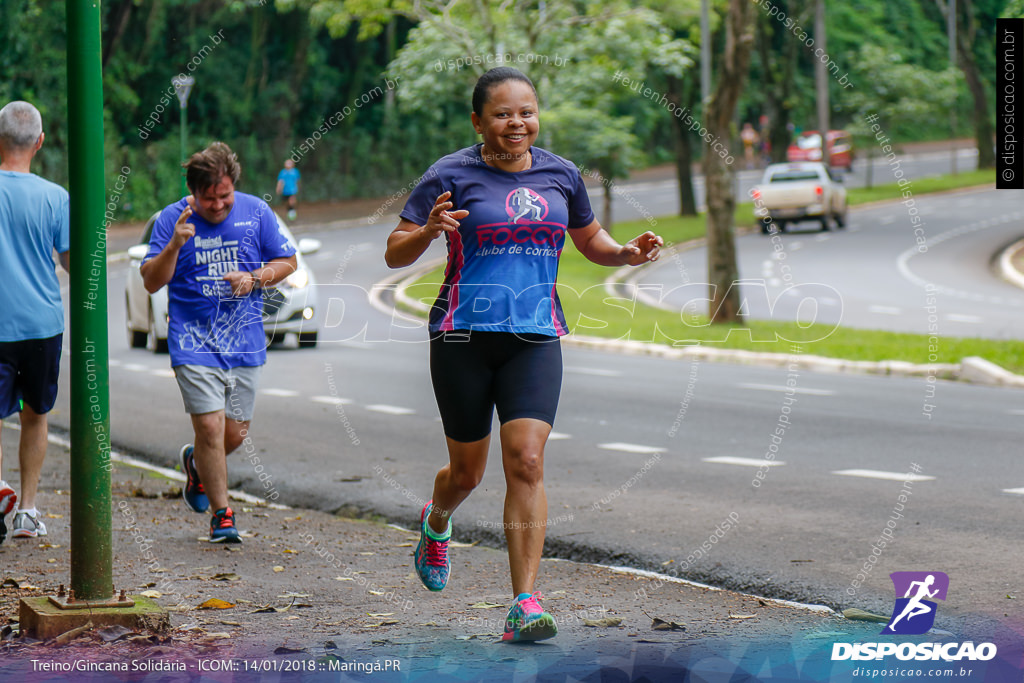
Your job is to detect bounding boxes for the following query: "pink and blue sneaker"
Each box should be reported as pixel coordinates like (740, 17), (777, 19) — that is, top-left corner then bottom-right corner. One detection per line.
(502, 592), (557, 642)
(413, 501), (451, 591)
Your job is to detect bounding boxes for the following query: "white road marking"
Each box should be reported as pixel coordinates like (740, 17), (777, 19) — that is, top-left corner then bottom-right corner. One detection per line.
(868, 305), (902, 315)
(122, 364), (147, 372)
(738, 383), (836, 396)
(548, 432), (572, 440)
(367, 404), (415, 415)
(598, 443), (666, 454)
(311, 395), (354, 405)
(565, 366), (622, 377)
(336, 341), (374, 350)
(833, 469), (935, 482)
(703, 456), (785, 467)
(151, 369), (175, 378)
(1003, 488), (1024, 495)
(109, 359), (122, 367)
(944, 314), (983, 323)
(261, 388), (300, 397)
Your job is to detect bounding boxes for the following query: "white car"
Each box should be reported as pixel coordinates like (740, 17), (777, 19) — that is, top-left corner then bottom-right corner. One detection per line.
(125, 211), (321, 352)
(751, 162), (848, 233)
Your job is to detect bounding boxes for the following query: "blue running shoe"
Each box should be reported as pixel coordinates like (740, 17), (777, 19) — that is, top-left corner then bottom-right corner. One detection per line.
(180, 445), (208, 513)
(502, 592), (557, 643)
(413, 500), (450, 591)
(209, 507), (241, 543)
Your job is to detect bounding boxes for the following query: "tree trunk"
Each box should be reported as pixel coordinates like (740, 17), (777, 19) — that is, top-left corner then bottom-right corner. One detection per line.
(667, 74), (698, 216)
(956, 1), (994, 168)
(756, 0), (802, 164)
(102, 0), (134, 69)
(703, 0), (756, 325)
(603, 182), (613, 234)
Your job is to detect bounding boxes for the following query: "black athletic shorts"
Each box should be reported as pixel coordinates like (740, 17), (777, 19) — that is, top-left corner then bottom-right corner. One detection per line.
(429, 331), (562, 443)
(0, 334), (63, 418)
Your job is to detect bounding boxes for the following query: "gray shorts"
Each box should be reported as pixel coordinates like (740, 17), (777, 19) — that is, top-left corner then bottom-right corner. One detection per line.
(173, 364), (262, 421)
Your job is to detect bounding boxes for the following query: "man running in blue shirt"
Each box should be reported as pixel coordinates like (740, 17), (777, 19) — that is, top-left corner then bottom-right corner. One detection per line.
(0, 101), (70, 543)
(276, 159), (300, 221)
(142, 142), (296, 543)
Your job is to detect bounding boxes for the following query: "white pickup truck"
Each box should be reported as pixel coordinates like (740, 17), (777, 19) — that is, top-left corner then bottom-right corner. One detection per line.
(751, 162), (848, 234)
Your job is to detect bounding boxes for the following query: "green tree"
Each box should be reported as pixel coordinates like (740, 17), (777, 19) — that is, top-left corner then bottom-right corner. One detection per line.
(842, 45), (957, 187)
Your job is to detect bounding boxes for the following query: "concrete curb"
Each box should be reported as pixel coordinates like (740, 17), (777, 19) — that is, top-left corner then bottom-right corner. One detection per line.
(996, 237), (1024, 290)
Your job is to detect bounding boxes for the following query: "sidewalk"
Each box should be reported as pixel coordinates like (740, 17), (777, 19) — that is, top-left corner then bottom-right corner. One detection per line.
(0, 435), (861, 680)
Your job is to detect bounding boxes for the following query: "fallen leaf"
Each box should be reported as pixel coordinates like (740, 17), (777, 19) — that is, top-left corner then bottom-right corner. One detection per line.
(396, 543), (413, 547)
(45, 513), (63, 519)
(140, 590), (162, 599)
(1, 578), (19, 588)
(202, 632), (232, 640)
(368, 591), (385, 596)
(97, 625), (135, 642)
(197, 598), (235, 610)
(274, 646), (306, 654)
(211, 573), (240, 582)
(126, 634), (159, 644)
(276, 593), (310, 599)
(841, 608), (889, 624)
(449, 540), (478, 548)
(283, 549), (298, 554)
(53, 620), (92, 645)
(272, 566), (285, 573)
(219, 620), (242, 627)
(583, 618), (622, 628)
(335, 577), (354, 582)
(46, 559), (57, 564)
(364, 620), (399, 628)
(729, 614), (757, 620)
(358, 552), (375, 556)
(367, 613), (394, 618)
(651, 618), (685, 631)
(790, 559), (813, 563)
(470, 601), (505, 609)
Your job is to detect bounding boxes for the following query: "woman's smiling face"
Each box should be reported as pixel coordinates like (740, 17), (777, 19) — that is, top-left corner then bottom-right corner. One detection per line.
(471, 79), (539, 169)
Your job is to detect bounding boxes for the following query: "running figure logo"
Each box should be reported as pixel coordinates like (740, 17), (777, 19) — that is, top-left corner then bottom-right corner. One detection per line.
(881, 571), (949, 635)
(506, 187), (548, 223)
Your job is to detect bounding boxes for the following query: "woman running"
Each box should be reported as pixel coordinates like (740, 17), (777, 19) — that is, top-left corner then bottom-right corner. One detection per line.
(385, 66), (662, 643)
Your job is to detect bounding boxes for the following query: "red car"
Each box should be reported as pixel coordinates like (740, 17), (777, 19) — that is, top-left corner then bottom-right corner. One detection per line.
(786, 130), (854, 170)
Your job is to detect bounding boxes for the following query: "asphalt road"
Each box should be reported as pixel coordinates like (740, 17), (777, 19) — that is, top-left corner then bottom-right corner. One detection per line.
(634, 187), (1024, 340)
(39, 205), (1024, 639)
(605, 147), (979, 219)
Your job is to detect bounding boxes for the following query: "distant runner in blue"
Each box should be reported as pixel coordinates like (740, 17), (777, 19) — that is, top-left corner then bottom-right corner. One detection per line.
(385, 67), (662, 643)
(276, 158), (301, 221)
(142, 142), (296, 545)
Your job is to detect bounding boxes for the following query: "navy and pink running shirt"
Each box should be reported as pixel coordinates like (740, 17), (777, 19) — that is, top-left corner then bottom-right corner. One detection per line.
(400, 144), (595, 336)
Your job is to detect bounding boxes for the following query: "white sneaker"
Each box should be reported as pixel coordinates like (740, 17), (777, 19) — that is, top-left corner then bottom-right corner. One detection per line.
(12, 510), (47, 538)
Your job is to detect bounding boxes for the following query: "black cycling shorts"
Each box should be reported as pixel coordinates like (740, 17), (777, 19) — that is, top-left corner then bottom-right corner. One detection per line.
(429, 331), (562, 443)
(0, 334), (63, 418)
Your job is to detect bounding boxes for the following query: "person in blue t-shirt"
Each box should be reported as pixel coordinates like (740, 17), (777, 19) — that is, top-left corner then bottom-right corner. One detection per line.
(0, 101), (70, 544)
(276, 159), (300, 221)
(142, 142), (297, 544)
(385, 67), (662, 642)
